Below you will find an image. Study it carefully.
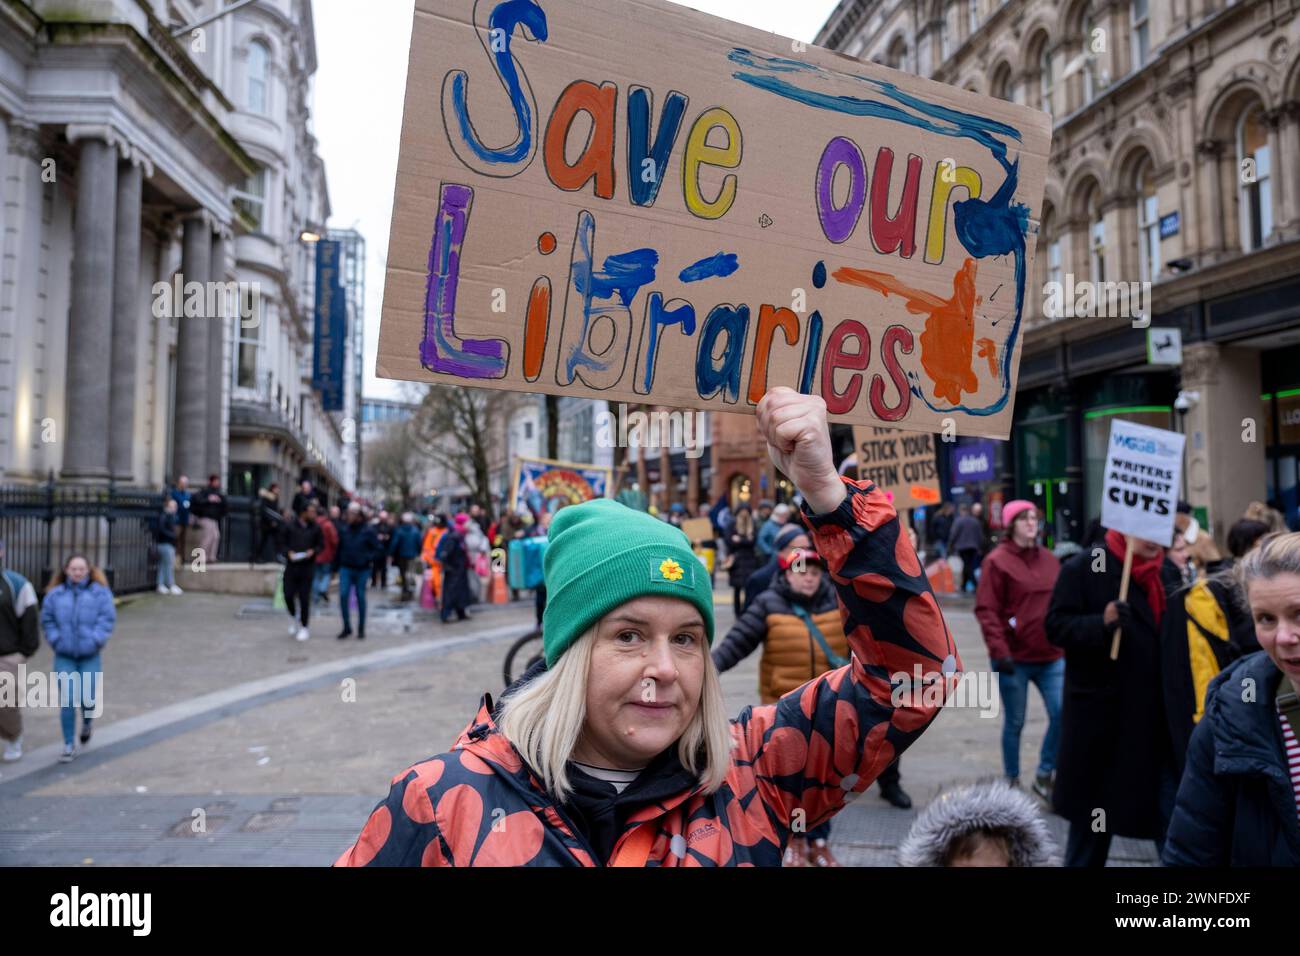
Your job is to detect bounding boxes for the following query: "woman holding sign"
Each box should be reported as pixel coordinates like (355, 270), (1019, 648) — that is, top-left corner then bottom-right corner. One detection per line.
(335, 389), (959, 867)
(1162, 532), (1300, 866)
(1045, 530), (1178, 866)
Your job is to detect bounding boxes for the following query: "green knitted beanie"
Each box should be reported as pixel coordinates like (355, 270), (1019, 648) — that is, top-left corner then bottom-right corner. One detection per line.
(541, 498), (715, 666)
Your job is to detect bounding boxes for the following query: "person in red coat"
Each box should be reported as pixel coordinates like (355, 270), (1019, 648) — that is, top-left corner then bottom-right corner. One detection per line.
(974, 500), (1062, 798)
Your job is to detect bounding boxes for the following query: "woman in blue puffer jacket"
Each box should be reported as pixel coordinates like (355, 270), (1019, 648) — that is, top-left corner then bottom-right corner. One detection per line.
(41, 554), (116, 763)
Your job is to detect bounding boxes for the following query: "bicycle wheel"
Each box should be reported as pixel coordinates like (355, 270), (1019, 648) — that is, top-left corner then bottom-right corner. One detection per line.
(503, 629), (545, 688)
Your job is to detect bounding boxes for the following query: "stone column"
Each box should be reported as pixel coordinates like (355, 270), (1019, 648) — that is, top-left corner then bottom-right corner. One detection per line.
(173, 212), (212, 482)
(1263, 106), (1288, 238)
(207, 229), (231, 480)
(62, 132), (119, 480)
(108, 149), (151, 482)
(1180, 342), (1267, 549)
(1195, 139), (1224, 259)
(1280, 102), (1300, 233)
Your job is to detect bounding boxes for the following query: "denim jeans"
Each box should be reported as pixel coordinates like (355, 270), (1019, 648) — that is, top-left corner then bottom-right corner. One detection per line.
(998, 656), (1064, 780)
(339, 566), (368, 632)
(53, 652), (102, 747)
(156, 543), (176, 589)
(313, 563), (333, 602)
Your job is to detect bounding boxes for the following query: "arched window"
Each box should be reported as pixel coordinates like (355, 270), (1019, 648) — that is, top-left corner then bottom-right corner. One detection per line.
(969, 0), (980, 37)
(886, 35), (909, 72)
(1135, 158), (1161, 282)
(1087, 186), (1106, 283)
(1130, 0), (1149, 71)
(1045, 212), (1062, 287)
(1237, 105), (1273, 251)
(990, 62), (1012, 101)
(248, 40), (270, 115)
(1038, 42), (1055, 115)
(1081, 8), (1100, 101)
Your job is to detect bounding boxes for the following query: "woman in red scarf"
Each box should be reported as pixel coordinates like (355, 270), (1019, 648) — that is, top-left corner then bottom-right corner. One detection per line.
(1045, 529), (1179, 866)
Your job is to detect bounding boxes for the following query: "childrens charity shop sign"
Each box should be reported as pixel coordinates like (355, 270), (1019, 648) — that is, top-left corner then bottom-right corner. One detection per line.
(377, 0), (1052, 439)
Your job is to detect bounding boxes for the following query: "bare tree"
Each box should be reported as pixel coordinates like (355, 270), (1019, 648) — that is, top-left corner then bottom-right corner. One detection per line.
(409, 384), (524, 523)
(367, 419), (422, 510)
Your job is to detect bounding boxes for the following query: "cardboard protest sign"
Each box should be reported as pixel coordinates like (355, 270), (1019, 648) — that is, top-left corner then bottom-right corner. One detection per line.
(681, 517), (714, 544)
(513, 455), (612, 513)
(1100, 420), (1185, 546)
(852, 425), (940, 509)
(377, 0), (1052, 439)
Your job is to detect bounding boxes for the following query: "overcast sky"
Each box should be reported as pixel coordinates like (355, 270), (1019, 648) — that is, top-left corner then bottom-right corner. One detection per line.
(312, 0), (842, 401)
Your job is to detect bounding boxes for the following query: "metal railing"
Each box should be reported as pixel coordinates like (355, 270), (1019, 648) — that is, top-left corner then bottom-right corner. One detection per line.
(0, 473), (262, 594)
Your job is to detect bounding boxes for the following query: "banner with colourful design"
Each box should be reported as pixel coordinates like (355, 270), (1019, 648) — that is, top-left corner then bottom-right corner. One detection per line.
(511, 455), (612, 514)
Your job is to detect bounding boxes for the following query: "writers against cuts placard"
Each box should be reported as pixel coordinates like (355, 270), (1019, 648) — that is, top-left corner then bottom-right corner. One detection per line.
(376, 0), (1051, 440)
(1100, 419), (1185, 546)
(852, 426), (940, 510)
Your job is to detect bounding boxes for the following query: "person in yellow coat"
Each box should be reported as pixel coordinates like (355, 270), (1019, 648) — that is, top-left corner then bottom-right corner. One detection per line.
(421, 514), (447, 606)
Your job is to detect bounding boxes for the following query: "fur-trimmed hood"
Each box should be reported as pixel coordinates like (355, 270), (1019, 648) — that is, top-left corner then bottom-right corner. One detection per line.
(898, 780), (1055, 867)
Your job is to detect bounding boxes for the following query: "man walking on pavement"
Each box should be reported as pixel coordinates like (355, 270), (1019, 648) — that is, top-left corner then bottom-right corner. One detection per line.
(974, 500), (1063, 798)
(190, 474), (227, 562)
(948, 503), (985, 593)
(335, 503), (380, 640)
(0, 540), (40, 762)
(314, 506), (339, 605)
(389, 513), (423, 601)
(280, 503), (324, 642)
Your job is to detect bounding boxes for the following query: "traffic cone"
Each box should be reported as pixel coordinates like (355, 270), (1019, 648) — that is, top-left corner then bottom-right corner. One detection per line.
(490, 570), (509, 604)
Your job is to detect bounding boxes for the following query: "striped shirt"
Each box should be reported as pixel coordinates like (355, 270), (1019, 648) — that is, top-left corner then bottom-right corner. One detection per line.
(1281, 711), (1300, 821)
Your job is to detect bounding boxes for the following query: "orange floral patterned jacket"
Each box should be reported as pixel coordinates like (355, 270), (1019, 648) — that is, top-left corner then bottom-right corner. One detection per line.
(335, 477), (961, 866)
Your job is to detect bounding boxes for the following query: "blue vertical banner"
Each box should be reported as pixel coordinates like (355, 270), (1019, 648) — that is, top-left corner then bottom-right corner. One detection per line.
(313, 239), (346, 411)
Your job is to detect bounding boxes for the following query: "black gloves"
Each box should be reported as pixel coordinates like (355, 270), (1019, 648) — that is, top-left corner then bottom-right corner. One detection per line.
(1113, 600), (1136, 632)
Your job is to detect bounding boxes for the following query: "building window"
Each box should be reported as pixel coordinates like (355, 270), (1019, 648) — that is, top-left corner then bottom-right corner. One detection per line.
(886, 35), (908, 72)
(941, 4), (954, 60)
(1136, 159), (1161, 282)
(248, 40), (270, 115)
(524, 421), (533, 440)
(1130, 0), (1149, 71)
(1038, 43), (1054, 115)
(1088, 188), (1106, 284)
(235, 289), (261, 390)
(233, 169), (267, 230)
(968, 0), (979, 37)
(1238, 106), (1273, 251)
(990, 62), (1012, 101)
(1081, 10), (1100, 101)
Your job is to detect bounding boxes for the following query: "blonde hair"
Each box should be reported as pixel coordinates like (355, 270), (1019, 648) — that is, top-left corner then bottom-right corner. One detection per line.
(497, 628), (734, 802)
(1236, 531), (1300, 599)
(1243, 501), (1288, 534)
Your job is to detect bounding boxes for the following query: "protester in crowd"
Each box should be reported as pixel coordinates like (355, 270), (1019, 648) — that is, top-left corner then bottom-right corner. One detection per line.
(314, 505), (339, 606)
(436, 513), (474, 624)
(335, 503), (380, 641)
(460, 509), (491, 604)
(371, 510), (394, 589)
(1161, 516), (1273, 775)
(41, 554), (115, 763)
(1163, 531), (1300, 866)
(0, 540), (40, 763)
(335, 387), (960, 867)
(169, 475), (192, 560)
(1162, 527), (1195, 593)
(257, 482), (282, 563)
(154, 498), (182, 596)
(928, 501), (955, 561)
(1244, 500), (1289, 534)
(974, 501), (1062, 797)
(1046, 529), (1176, 866)
(949, 503), (985, 593)
(755, 502), (790, 562)
(279, 502), (323, 643)
(291, 479), (320, 517)
(390, 513), (424, 602)
(528, 509), (552, 627)
(898, 779), (1055, 867)
(189, 474), (227, 562)
(665, 502), (686, 528)
(725, 505), (759, 616)
(743, 524), (809, 612)
(422, 514), (448, 609)
(708, 493), (733, 544)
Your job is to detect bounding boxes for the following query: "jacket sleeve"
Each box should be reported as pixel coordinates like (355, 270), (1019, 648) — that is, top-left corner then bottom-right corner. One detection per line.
(973, 554), (1011, 661)
(730, 477), (961, 834)
(93, 587), (117, 649)
(334, 767), (448, 867)
(40, 596), (62, 654)
(711, 595), (770, 672)
(1045, 557), (1108, 654)
(14, 579), (40, 657)
(1161, 713), (1231, 866)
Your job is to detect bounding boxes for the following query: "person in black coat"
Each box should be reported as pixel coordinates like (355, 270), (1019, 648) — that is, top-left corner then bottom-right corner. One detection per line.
(436, 518), (473, 623)
(1045, 528), (1179, 866)
(725, 506), (760, 615)
(1163, 531), (1300, 866)
(743, 524), (810, 612)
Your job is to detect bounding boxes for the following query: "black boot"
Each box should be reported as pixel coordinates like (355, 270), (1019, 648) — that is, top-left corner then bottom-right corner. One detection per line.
(879, 780), (913, 809)
(357, 629), (366, 641)
(337, 629), (352, 640)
